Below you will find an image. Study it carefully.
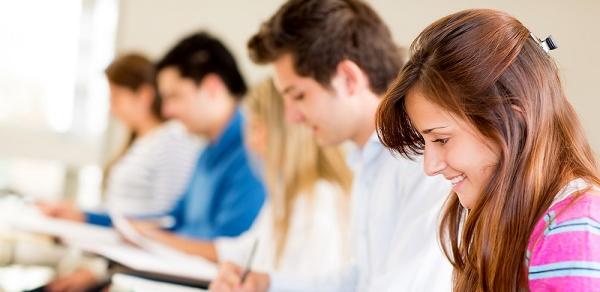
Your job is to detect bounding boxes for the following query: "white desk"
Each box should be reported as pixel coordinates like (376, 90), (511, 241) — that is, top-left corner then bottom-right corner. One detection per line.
(111, 273), (208, 292)
(0, 197), (216, 283)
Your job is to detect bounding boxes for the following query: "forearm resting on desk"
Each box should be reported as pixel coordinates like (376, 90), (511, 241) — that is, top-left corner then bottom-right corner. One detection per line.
(137, 226), (218, 262)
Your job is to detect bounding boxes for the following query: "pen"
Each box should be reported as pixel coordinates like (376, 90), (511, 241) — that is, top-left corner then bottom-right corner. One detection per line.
(241, 239), (259, 283)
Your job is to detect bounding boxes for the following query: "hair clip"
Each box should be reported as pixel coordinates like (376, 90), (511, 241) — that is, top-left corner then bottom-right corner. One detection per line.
(530, 32), (558, 53)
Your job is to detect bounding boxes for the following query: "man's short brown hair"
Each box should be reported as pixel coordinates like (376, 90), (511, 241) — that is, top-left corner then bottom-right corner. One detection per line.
(248, 0), (404, 95)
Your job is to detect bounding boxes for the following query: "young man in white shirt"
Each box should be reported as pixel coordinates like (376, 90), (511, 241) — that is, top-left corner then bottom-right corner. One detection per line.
(210, 0), (452, 291)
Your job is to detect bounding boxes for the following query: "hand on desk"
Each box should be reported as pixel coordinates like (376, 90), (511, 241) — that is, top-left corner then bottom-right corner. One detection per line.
(209, 262), (270, 292)
(113, 219), (161, 247)
(128, 220), (161, 236)
(45, 268), (98, 292)
(37, 201), (85, 222)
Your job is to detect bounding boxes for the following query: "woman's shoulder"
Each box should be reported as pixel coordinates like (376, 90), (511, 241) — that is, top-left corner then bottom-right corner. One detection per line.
(550, 189), (600, 223)
(150, 121), (200, 152)
(527, 189), (600, 289)
(154, 121), (193, 141)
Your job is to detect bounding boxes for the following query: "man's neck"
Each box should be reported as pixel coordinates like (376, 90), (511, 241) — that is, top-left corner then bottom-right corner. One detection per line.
(351, 91), (381, 148)
(134, 116), (162, 137)
(206, 98), (237, 142)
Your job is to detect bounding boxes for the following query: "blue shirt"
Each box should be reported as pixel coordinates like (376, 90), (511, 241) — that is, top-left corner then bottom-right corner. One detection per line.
(167, 108), (265, 239)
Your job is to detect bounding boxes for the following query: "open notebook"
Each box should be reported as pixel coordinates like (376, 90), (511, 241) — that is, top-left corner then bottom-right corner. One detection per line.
(111, 273), (208, 292)
(0, 197), (217, 282)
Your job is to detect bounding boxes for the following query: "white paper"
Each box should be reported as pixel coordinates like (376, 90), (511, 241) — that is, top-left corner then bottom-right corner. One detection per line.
(0, 198), (217, 281)
(112, 273), (208, 292)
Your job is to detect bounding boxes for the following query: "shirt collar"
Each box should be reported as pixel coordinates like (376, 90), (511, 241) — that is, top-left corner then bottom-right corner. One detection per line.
(347, 132), (383, 172)
(204, 107), (243, 158)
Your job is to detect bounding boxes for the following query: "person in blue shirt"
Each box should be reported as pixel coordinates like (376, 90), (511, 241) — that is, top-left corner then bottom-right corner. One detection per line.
(129, 32), (266, 243)
(34, 33), (265, 292)
(41, 33), (265, 241)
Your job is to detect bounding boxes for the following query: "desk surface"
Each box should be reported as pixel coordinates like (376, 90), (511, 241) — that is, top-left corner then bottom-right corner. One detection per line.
(112, 273), (208, 292)
(0, 197), (217, 283)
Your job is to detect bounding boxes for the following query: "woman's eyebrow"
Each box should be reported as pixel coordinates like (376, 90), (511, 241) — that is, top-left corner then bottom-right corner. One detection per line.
(422, 126), (448, 134)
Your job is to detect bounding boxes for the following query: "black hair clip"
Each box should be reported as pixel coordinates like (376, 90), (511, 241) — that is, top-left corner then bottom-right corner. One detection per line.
(530, 33), (558, 53)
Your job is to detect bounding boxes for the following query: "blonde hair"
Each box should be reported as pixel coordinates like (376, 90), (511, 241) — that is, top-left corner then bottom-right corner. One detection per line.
(244, 78), (353, 266)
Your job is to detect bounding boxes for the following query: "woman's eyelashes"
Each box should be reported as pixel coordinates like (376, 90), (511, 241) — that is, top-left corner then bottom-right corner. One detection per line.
(293, 93), (304, 101)
(432, 137), (449, 145)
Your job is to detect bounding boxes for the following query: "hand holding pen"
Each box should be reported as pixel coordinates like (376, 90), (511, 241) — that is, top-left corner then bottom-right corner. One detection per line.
(209, 239), (270, 292)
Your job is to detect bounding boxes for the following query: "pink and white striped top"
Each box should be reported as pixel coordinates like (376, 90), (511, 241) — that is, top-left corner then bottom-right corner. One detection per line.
(527, 179), (600, 291)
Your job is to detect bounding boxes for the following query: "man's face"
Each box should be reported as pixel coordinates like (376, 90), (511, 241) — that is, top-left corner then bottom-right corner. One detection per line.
(157, 67), (213, 135)
(273, 54), (356, 146)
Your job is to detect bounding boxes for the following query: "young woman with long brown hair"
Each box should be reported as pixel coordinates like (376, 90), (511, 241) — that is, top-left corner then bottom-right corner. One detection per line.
(377, 9), (600, 291)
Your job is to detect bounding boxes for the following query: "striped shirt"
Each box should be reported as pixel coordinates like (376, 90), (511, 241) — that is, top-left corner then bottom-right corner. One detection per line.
(85, 121), (200, 226)
(527, 178), (600, 291)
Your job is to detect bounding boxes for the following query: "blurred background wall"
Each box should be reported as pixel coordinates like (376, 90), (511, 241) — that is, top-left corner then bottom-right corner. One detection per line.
(1, 0), (598, 205)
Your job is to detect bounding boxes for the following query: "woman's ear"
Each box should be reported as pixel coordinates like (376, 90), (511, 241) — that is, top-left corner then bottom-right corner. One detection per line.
(136, 84), (156, 106)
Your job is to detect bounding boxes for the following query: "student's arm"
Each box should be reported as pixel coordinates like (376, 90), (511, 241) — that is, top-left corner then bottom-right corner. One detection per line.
(37, 201), (85, 222)
(132, 221), (218, 262)
(84, 211), (113, 227)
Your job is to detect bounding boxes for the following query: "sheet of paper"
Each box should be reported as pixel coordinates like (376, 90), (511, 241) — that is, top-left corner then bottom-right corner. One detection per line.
(1, 198), (217, 281)
(0, 197), (120, 245)
(67, 238), (217, 280)
(112, 273), (208, 292)
(109, 210), (196, 260)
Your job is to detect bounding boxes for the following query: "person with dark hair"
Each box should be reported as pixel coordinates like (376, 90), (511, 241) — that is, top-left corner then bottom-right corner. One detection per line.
(377, 9), (600, 291)
(210, 1), (451, 291)
(126, 32), (266, 251)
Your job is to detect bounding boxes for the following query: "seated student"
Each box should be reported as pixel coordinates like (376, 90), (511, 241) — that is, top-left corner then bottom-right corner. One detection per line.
(127, 32), (265, 245)
(376, 9), (600, 291)
(158, 78), (353, 279)
(219, 78), (352, 275)
(11, 53), (199, 292)
(211, 1), (452, 291)
(39, 53), (199, 225)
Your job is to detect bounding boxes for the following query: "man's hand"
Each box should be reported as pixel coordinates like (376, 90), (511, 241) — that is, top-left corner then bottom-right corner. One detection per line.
(209, 262), (270, 292)
(37, 201), (84, 222)
(45, 268), (98, 292)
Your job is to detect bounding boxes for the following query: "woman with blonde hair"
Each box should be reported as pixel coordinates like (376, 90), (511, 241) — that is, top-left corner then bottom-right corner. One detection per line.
(169, 78), (352, 287)
(218, 77), (352, 273)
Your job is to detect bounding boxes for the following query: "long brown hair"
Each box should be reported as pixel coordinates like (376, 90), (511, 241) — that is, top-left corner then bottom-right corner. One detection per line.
(104, 53), (162, 185)
(245, 78), (352, 266)
(376, 9), (599, 291)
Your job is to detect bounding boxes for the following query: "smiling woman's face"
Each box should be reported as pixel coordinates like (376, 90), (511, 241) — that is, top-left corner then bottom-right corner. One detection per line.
(405, 87), (500, 209)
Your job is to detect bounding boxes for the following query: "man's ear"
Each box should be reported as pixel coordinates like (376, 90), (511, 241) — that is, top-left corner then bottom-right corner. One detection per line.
(199, 73), (226, 98)
(331, 60), (368, 98)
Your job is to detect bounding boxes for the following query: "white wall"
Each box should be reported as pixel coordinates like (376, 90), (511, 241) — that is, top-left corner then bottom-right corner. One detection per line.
(115, 0), (600, 155)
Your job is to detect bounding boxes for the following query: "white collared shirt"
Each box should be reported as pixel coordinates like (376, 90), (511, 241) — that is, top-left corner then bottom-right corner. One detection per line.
(270, 133), (452, 291)
(216, 181), (350, 277)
